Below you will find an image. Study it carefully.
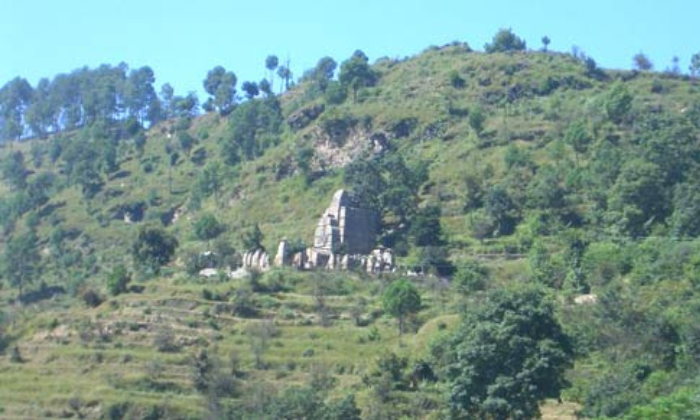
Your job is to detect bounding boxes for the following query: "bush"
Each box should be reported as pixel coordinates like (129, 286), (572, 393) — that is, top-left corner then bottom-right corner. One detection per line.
(453, 261), (489, 293)
(325, 81), (347, 105)
(449, 70), (466, 88)
(105, 402), (131, 420)
(153, 327), (180, 353)
(9, 345), (23, 363)
(81, 288), (103, 307)
(468, 106), (486, 135)
(107, 265), (131, 296)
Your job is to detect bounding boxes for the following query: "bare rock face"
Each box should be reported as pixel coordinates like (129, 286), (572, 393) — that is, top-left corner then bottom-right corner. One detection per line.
(273, 189), (395, 274)
(310, 127), (391, 171)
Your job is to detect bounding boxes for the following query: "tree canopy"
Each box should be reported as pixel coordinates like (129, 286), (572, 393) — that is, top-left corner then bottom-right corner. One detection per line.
(434, 286), (573, 419)
(1, 232), (40, 299)
(382, 279), (421, 334)
(203, 66), (237, 115)
(339, 50), (377, 101)
(131, 225), (178, 273)
(485, 28), (527, 53)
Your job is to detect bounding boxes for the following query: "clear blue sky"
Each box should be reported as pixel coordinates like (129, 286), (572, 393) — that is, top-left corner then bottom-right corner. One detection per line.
(1, 0), (697, 98)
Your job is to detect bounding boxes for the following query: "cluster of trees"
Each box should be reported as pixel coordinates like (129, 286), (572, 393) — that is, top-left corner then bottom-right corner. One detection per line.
(460, 83), (700, 246)
(540, 235), (700, 418)
(0, 64), (195, 142)
(220, 95), (283, 164)
(433, 286), (573, 419)
(485, 28), (700, 78)
(0, 55), (295, 144)
(295, 50), (378, 105)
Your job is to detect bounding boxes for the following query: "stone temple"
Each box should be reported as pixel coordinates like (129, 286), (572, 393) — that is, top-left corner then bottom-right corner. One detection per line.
(246, 189), (395, 273)
(312, 189), (377, 257)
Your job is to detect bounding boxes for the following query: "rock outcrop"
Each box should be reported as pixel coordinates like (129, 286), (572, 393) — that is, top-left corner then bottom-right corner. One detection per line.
(273, 190), (395, 274)
(309, 127), (391, 170)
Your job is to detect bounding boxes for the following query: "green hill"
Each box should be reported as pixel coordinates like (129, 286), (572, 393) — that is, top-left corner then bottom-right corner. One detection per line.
(2, 36), (700, 419)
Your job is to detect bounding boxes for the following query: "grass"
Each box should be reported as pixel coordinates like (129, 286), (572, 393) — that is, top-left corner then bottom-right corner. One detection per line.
(2, 44), (698, 418)
(0, 269), (470, 417)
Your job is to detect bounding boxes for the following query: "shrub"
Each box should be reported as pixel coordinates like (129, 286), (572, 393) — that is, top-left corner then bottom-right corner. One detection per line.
(81, 288), (103, 307)
(9, 345), (23, 363)
(153, 327), (180, 353)
(453, 261), (489, 293)
(468, 106), (486, 135)
(107, 265), (131, 296)
(449, 70), (466, 88)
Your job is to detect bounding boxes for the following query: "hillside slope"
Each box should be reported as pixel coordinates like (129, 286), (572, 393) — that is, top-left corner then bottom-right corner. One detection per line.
(2, 42), (700, 418)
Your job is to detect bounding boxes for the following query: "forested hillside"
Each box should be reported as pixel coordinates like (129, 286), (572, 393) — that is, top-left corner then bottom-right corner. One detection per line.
(1, 29), (700, 418)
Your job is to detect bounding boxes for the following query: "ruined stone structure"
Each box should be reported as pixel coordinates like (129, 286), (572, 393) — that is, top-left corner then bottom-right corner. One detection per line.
(308, 189), (377, 265)
(272, 189), (395, 274)
(242, 249), (270, 271)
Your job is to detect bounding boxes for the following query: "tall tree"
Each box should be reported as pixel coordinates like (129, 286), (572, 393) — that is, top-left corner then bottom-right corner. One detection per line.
(25, 78), (56, 138)
(435, 286), (573, 420)
(241, 81), (259, 99)
(124, 66), (157, 124)
(2, 232), (40, 300)
(277, 65), (292, 92)
(222, 97), (282, 163)
(690, 52), (700, 78)
(0, 77), (33, 142)
(131, 225), (178, 273)
(382, 279), (421, 334)
(203, 66), (237, 115)
(51, 72), (82, 129)
(265, 55), (279, 91)
(159, 83), (175, 119)
(314, 56), (337, 81)
(258, 78), (272, 97)
(173, 92), (199, 118)
(302, 56), (338, 94)
(80, 64), (125, 125)
(339, 50), (377, 101)
(541, 35), (551, 52)
(193, 213), (224, 246)
(633, 52), (654, 71)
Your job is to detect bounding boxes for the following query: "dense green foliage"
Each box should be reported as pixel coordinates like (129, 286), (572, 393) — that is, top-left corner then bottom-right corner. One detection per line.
(381, 279), (422, 334)
(132, 225), (178, 273)
(434, 286), (573, 419)
(2, 28), (700, 418)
